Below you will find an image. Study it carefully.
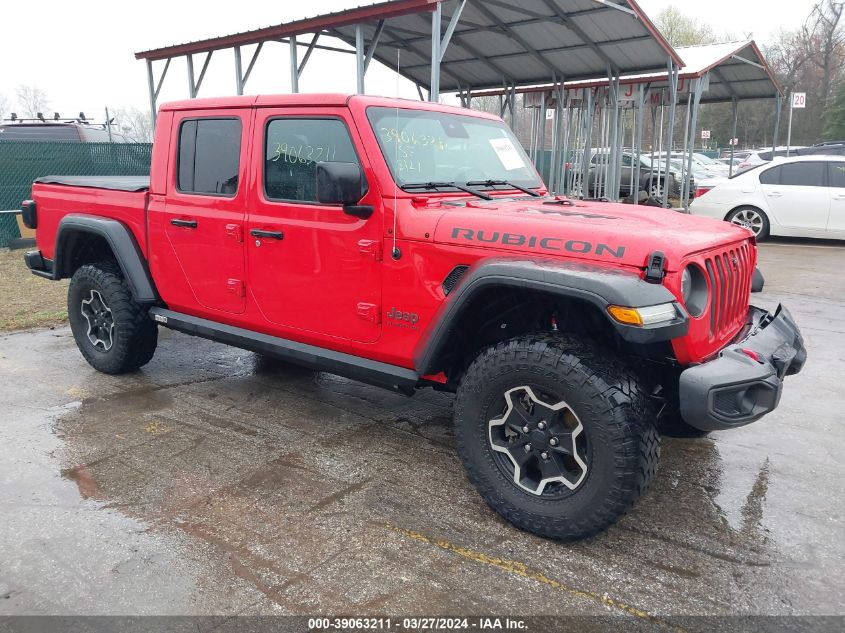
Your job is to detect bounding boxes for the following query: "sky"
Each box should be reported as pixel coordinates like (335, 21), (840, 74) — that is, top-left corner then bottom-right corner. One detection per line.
(0, 0), (820, 123)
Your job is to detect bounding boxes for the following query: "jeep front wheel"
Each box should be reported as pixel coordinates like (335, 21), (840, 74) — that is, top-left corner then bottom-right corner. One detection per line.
(453, 335), (659, 541)
(68, 261), (158, 374)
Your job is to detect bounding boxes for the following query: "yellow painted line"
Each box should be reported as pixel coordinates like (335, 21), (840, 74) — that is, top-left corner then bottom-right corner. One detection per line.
(384, 524), (686, 633)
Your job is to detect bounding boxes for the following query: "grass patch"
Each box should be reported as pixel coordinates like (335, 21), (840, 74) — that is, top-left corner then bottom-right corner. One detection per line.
(0, 248), (68, 331)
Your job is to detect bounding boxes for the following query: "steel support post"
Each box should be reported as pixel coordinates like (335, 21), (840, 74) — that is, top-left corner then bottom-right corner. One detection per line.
(186, 55), (196, 98)
(356, 25), (365, 94)
(430, 3), (442, 101)
(684, 75), (705, 210)
(234, 47), (244, 95)
(551, 83), (565, 193)
(579, 88), (594, 199)
(633, 84), (647, 205)
(290, 36), (299, 93)
(678, 83), (692, 205)
(146, 60), (157, 124)
(729, 97), (739, 177)
(774, 94), (783, 153)
(561, 91), (574, 195)
(663, 61), (679, 207)
(537, 92), (548, 181)
(607, 74), (621, 200)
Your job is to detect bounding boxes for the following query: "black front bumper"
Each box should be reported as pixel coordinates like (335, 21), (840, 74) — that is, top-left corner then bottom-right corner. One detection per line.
(679, 305), (806, 431)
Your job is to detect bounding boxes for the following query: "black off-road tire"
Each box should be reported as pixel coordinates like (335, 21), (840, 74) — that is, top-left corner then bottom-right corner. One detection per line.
(67, 261), (158, 374)
(454, 335), (659, 541)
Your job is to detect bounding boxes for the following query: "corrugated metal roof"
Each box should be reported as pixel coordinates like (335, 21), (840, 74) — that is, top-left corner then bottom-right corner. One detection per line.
(332, 0), (683, 89)
(474, 41), (781, 103)
(135, 0), (683, 91)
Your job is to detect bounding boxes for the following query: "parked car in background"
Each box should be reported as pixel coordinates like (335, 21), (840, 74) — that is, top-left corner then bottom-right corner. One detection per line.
(0, 121), (130, 143)
(735, 146), (808, 174)
(689, 155), (845, 241)
(659, 151), (730, 177)
(587, 151), (693, 200)
(669, 159), (725, 198)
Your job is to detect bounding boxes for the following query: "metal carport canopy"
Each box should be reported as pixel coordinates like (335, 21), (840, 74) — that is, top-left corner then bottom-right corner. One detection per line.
(134, 0), (684, 92)
(473, 41), (781, 102)
(329, 0), (683, 91)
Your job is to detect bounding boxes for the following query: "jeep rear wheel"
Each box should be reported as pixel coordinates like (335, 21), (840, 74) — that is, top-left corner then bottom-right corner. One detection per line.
(453, 335), (659, 541)
(68, 262), (158, 374)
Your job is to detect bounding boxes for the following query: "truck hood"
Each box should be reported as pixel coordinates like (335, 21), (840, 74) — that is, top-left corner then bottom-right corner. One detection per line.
(432, 197), (750, 271)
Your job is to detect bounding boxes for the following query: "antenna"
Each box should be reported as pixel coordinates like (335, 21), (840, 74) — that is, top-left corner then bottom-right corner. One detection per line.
(391, 48), (401, 260)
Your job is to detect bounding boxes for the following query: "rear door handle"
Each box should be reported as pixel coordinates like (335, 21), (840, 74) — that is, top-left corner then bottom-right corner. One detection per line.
(768, 191), (782, 197)
(170, 218), (197, 228)
(250, 228), (284, 240)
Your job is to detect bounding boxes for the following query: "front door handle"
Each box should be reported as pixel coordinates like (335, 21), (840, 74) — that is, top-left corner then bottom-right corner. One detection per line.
(250, 228), (284, 240)
(170, 218), (198, 228)
(768, 191), (783, 198)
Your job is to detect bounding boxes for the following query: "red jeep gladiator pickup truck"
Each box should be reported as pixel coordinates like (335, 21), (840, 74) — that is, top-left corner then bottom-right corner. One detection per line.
(22, 94), (806, 540)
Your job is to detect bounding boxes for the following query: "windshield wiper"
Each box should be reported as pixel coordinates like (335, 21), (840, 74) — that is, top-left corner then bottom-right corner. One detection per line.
(466, 179), (541, 197)
(402, 181), (492, 200)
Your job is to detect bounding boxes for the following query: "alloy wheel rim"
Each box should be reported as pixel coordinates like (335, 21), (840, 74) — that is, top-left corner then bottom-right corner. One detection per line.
(488, 386), (588, 496)
(80, 289), (115, 351)
(731, 209), (763, 235)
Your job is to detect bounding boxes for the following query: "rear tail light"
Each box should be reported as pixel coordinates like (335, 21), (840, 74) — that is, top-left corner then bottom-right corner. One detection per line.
(694, 187), (713, 198)
(21, 199), (37, 229)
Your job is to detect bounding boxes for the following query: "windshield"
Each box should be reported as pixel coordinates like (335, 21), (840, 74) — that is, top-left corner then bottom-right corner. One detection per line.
(367, 107), (541, 189)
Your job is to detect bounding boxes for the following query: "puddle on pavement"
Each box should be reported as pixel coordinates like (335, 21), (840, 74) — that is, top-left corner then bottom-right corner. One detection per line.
(3, 331), (836, 615)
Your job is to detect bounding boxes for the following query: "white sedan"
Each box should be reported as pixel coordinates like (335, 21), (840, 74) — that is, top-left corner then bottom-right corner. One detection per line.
(689, 155), (845, 241)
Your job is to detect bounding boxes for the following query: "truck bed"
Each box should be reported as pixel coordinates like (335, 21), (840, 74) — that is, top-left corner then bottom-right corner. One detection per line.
(32, 178), (151, 259)
(34, 175), (150, 192)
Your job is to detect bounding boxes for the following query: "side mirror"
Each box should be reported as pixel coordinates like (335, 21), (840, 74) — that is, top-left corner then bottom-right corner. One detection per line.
(316, 160), (363, 203)
(316, 161), (372, 219)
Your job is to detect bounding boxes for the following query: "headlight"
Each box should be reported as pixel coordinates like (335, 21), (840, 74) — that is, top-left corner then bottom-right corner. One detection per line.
(607, 303), (678, 326)
(681, 267), (692, 302)
(680, 265), (708, 317)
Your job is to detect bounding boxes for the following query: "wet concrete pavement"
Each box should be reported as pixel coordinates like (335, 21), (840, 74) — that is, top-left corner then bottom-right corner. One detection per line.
(1, 239), (843, 620)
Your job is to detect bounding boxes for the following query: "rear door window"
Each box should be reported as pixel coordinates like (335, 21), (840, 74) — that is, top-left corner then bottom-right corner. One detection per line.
(828, 162), (845, 188)
(177, 118), (242, 196)
(778, 162), (826, 187)
(759, 165), (781, 185)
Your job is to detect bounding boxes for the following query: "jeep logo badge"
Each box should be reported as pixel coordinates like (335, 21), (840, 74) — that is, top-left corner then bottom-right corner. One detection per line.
(386, 307), (419, 329)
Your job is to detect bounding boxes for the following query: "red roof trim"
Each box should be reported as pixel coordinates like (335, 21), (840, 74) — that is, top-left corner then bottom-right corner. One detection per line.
(135, 0), (439, 61)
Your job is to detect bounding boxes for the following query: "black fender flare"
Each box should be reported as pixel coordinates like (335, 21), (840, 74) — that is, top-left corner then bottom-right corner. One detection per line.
(413, 257), (689, 376)
(54, 214), (158, 304)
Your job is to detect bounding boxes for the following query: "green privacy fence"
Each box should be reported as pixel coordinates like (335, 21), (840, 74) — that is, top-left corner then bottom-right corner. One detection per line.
(0, 141), (152, 247)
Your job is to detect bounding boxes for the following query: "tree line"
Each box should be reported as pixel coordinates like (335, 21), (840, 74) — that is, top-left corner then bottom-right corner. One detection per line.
(660, 1), (845, 147)
(0, 86), (153, 143)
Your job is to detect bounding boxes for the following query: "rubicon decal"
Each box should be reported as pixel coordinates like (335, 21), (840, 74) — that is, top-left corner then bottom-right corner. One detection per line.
(450, 227), (626, 258)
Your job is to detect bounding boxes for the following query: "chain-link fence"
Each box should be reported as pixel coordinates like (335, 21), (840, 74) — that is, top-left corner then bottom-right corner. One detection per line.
(0, 141), (152, 247)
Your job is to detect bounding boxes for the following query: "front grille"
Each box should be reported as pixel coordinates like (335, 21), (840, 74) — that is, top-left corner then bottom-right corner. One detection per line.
(703, 242), (754, 340)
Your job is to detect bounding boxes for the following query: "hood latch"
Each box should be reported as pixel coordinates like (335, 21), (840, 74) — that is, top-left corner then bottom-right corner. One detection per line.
(644, 251), (666, 283)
